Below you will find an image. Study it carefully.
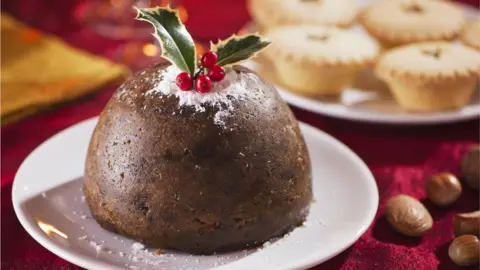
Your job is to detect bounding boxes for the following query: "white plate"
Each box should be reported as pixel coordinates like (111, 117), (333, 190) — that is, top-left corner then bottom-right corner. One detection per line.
(243, 55), (480, 125)
(13, 117), (378, 270)
(242, 1), (480, 125)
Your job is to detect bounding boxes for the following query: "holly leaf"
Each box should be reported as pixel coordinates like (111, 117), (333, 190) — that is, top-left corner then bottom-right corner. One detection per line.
(135, 6), (196, 74)
(211, 34), (271, 66)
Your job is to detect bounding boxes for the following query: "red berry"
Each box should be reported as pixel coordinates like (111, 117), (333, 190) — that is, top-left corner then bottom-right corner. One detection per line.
(195, 75), (212, 93)
(208, 65), (226, 81)
(176, 72), (193, 91)
(201, 51), (218, 68)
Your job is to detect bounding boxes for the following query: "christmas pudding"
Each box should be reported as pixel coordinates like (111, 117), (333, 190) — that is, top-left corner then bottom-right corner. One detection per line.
(84, 7), (312, 254)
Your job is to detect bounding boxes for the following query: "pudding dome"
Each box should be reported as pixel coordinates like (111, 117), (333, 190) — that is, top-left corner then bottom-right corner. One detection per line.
(84, 63), (312, 254)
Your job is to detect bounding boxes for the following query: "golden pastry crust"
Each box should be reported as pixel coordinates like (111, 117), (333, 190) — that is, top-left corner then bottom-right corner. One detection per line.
(361, 0), (465, 47)
(381, 76), (477, 112)
(248, 0), (358, 29)
(461, 19), (480, 51)
(376, 42), (480, 81)
(266, 25), (380, 67)
(376, 42), (480, 112)
(264, 25), (380, 95)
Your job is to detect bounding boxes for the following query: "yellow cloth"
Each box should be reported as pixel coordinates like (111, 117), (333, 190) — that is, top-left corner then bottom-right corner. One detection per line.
(1, 13), (130, 125)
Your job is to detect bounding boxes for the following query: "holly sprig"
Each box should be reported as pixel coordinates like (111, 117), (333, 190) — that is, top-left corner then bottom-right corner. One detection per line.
(212, 34), (271, 67)
(135, 6), (196, 75)
(135, 6), (271, 93)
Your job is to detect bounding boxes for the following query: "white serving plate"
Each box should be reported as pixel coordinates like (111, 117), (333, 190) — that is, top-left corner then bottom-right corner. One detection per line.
(13, 117), (378, 270)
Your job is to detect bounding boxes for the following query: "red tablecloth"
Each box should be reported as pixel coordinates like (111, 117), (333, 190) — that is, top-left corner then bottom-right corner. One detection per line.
(2, 0), (479, 269)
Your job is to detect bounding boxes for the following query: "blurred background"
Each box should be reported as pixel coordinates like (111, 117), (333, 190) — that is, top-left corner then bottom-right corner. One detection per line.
(2, 0), (251, 70)
(1, 0), (258, 125)
(1, 1), (479, 269)
(1, 0), (478, 126)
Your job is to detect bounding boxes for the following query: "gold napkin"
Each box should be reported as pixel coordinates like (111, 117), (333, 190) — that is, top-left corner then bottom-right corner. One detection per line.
(1, 13), (130, 125)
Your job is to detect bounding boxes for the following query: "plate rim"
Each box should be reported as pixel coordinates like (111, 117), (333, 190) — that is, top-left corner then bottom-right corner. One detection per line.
(243, 59), (480, 125)
(12, 118), (122, 270)
(12, 117), (379, 270)
(278, 87), (480, 125)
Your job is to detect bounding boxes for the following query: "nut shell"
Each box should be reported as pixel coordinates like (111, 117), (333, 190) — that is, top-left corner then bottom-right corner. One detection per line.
(426, 173), (462, 207)
(461, 145), (480, 190)
(448, 234), (480, 266)
(385, 195), (433, 236)
(454, 211), (480, 237)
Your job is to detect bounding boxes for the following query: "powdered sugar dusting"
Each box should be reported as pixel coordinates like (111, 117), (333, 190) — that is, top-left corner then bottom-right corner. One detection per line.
(213, 110), (230, 126)
(131, 242), (146, 251)
(88, 240), (105, 254)
(146, 65), (273, 128)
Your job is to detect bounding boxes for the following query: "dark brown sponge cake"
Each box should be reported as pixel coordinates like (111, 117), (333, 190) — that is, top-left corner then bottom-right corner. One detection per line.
(84, 62), (312, 254)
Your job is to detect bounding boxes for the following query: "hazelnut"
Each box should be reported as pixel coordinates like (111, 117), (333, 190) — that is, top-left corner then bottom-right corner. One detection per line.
(461, 145), (480, 190)
(427, 173), (462, 207)
(385, 194), (433, 236)
(448, 234), (480, 266)
(454, 211), (480, 237)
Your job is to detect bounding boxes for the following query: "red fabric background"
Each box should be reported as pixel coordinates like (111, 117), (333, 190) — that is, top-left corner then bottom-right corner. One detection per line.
(1, 0), (479, 269)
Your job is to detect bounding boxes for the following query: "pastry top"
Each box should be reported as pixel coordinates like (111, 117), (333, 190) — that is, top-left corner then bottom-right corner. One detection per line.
(461, 19), (480, 51)
(265, 25), (380, 67)
(248, 0), (358, 28)
(376, 42), (480, 81)
(361, 0), (465, 45)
